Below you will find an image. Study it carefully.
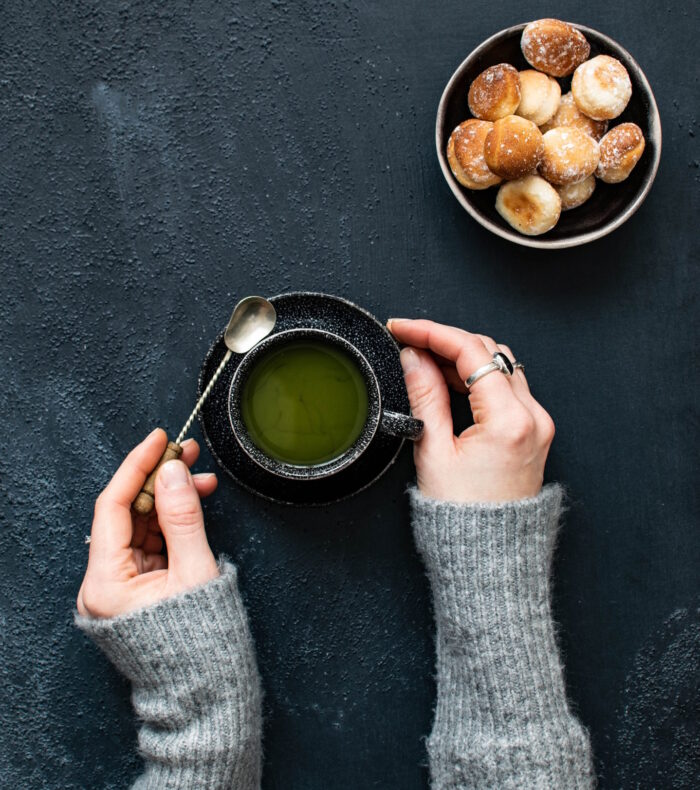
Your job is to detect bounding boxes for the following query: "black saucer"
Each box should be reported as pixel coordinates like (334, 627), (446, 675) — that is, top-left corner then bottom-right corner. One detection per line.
(197, 292), (412, 505)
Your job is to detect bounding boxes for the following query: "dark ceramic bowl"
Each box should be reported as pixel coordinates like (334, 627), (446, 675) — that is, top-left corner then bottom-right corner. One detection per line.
(228, 327), (422, 481)
(436, 23), (662, 249)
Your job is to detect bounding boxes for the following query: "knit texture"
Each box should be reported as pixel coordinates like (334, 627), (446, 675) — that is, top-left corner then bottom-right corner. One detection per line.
(75, 560), (262, 790)
(410, 484), (596, 790)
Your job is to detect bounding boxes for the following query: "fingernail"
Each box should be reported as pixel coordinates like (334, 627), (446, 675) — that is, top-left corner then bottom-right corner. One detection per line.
(160, 460), (190, 489)
(193, 472), (217, 481)
(400, 347), (421, 373)
(387, 318), (408, 331)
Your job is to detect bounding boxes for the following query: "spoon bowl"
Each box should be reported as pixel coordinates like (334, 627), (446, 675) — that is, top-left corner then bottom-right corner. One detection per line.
(225, 296), (277, 354)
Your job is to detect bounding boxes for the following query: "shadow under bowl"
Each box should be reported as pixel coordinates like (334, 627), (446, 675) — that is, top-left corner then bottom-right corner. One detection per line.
(435, 22), (662, 249)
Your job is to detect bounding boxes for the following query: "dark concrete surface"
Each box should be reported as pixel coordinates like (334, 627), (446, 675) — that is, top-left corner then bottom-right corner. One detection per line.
(1, 1), (698, 788)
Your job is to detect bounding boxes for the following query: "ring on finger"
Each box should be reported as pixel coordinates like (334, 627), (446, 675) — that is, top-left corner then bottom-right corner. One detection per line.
(465, 352), (522, 391)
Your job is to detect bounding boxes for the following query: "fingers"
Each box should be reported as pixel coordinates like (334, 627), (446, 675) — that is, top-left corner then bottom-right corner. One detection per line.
(491, 341), (553, 444)
(99, 429), (168, 509)
(91, 428), (168, 555)
(154, 460), (217, 580)
(179, 438), (200, 467)
(477, 336), (530, 401)
(193, 472), (218, 497)
(133, 549), (167, 574)
(134, 471), (217, 546)
(388, 319), (518, 418)
(399, 347), (454, 450)
(177, 441), (218, 497)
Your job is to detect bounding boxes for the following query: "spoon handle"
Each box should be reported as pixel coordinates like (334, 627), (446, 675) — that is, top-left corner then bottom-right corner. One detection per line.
(131, 348), (233, 516)
(175, 349), (232, 444)
(132, 441), (183, 516)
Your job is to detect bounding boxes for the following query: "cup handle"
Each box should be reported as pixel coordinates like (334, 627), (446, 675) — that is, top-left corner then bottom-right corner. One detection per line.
(380, 410), (424, 441)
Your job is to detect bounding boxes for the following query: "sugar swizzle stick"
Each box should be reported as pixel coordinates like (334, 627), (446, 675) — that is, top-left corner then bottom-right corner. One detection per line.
(132, 296), (277, 515)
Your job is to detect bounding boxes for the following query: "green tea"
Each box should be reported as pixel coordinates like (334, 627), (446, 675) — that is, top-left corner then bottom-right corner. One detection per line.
(241, 340), (369, 466)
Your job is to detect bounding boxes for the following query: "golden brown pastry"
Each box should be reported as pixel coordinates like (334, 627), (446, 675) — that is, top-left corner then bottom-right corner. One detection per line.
(447, 120), (502, 189)
(468, 64), (521, 121)
(516, 70), (561, 126)
(520, 19), (590, 77)
(496, 174), (561, 235)
(571, 55), (632, 120)
(596, 122), (646, 183)
(484, 115), (544, 180)
(539, 127), (600, 185)
(540, 92), (608, 141)
(556, 175), (596, 210)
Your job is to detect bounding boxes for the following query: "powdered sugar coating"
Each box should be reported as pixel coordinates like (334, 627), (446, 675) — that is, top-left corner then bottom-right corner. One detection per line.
(572, 55), (632, 120)
(516, 70), (561, 126)
(539, 127), (600, 185)
(556, 174), (596, 210)
(597, 122), (645, 182)
(485, 115), (545, 180)
(468, 63), (521, 121)
(540, 92), (608, 140)
(447, 120), (502, 189)
(521, 19), (590, 77)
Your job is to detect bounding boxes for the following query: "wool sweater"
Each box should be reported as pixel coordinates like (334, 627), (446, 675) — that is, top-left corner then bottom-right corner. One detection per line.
(76, 484), (595, 789)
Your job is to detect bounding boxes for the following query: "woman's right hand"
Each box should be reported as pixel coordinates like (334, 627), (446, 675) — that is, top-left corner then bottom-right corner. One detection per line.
(77, 429), (220, 619)
(387, 319), (555, 504)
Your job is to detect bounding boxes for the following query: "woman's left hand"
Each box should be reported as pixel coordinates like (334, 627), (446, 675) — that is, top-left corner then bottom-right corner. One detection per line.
(77, 428), (220, 619)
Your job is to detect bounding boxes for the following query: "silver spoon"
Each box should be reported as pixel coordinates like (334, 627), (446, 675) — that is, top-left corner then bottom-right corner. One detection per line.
(133, 296), (277, 515)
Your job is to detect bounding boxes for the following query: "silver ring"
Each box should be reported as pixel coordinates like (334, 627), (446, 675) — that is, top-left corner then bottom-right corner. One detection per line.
(465, 352), (521, 391)
(84, 535), (91, 544)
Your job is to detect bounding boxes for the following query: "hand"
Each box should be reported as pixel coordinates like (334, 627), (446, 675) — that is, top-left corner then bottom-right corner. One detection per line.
(77, 428), (220, 619)
(387, 319), (555, 503)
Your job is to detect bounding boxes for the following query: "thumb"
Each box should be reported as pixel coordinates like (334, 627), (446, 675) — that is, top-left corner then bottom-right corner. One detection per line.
(400, 347), (454, 449)
(155, 460), (216, 575)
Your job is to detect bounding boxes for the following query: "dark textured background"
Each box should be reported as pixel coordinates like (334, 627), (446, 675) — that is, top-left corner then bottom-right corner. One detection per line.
(1, 1), (698, 788)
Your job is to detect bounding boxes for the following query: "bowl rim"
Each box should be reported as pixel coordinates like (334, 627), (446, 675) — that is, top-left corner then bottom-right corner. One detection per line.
(435, 22), (662, 249)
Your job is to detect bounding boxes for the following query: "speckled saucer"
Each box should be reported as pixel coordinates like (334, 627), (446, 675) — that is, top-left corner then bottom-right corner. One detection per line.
(197, 292), (413, 505)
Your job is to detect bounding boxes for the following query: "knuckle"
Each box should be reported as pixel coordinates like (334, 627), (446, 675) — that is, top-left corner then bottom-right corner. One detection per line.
(538, 410), (556, 444)
(498, 408), (536, 445)
(163, 498), (203, 533)
(499, 344), (514, 359)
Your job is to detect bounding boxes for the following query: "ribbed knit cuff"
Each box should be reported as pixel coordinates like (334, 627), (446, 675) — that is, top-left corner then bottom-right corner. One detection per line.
(410, 485), (595, 789)
(75, 560), (253, 686)
(76, 560), (263, 789)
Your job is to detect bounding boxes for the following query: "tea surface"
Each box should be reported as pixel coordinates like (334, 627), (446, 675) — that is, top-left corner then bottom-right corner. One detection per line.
(241, 341), (369, 465)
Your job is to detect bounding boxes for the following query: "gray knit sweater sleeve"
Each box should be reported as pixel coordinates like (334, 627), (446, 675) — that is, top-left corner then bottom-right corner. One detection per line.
(75, 560), (262, 790)
(410, 484), (595, 790)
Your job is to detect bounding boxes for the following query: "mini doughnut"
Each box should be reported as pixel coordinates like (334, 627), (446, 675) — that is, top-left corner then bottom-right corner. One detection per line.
(571, 55), (632, 120)
(540, 92), (608, 141)
(468, 63), (521, 121)
(496, 174), (561, 235)
(539, 127), (600, 185)
(556, 175), (596, 210)
(484, 115), (544, 180)
(446, 120), (502, 190)
(520, 19), (590, 77)
(516, 70), (561, 126)
(596, 122), (646, 183)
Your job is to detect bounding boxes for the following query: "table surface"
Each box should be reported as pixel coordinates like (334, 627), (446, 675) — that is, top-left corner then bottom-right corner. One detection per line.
(1, 2), (698, 787)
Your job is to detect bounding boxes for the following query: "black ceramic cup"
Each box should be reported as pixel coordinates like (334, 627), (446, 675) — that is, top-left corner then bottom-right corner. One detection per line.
(228, 328), (423, 480)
